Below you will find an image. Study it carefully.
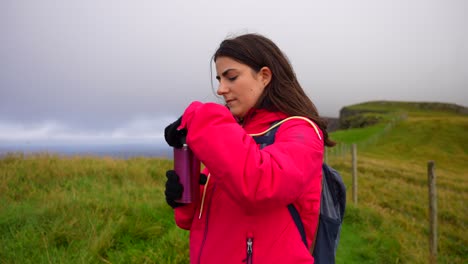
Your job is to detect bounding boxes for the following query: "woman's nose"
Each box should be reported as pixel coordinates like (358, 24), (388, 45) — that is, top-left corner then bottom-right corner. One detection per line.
(216, 82), (228, 95)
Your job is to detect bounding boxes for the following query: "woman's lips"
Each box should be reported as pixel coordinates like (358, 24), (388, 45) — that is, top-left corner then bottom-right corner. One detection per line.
(226, 99), (236, 106)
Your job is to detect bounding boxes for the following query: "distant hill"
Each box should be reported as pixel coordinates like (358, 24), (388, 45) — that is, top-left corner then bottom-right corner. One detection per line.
(338, 100), (467, 129)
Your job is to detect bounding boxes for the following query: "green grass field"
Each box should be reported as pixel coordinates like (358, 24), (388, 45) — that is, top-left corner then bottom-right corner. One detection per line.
(332, 101), (467, 263)
(1, 101), (466, 263)
(0, 156), (189, 263)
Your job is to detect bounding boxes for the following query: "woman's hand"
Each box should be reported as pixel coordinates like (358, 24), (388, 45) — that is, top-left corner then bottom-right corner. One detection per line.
(164, 170), (185, 208)
(164, 116), (187, 148)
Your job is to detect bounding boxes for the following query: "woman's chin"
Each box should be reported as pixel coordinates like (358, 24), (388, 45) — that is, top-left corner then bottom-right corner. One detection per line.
(229, 106), (248, 119)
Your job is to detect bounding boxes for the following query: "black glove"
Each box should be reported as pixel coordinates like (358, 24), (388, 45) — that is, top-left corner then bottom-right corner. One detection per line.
(164, 116), (187, 148)
(165, 170), (185, 208)
(164, 171), (209, 209)
(199, 173), (208, 185)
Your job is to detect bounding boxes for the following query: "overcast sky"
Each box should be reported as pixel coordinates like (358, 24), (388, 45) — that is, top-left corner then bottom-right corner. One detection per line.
(0, 0), (467, 144)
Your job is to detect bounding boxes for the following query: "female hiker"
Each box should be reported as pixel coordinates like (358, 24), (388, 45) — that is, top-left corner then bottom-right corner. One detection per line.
(164, 33), (334, 264)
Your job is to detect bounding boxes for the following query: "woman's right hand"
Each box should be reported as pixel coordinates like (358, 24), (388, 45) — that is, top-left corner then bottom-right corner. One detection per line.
(164, 116), (186, 148)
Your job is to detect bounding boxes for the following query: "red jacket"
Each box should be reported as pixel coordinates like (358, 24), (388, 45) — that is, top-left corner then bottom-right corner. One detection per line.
(175, 102), (323, 264)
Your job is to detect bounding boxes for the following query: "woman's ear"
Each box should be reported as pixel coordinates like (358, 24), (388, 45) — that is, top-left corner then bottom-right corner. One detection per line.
(259, 67), (272, 87)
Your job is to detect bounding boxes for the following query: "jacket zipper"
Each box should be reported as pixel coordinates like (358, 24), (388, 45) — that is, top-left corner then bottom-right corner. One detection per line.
(197, 184), (216, 264)
(245, 235), (254, 264)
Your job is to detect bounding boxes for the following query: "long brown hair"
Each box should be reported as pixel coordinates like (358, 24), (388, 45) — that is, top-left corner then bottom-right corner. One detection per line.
(213, 33), (335, 147)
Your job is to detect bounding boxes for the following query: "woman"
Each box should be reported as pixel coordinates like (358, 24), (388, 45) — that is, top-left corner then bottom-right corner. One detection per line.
(164, 33), (334, 264)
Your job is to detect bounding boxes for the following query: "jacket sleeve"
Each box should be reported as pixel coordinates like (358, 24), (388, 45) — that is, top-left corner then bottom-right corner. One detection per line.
(180, 102), (323, 211)
(174, 203), (196, 230)
(173, 167), (210, 230)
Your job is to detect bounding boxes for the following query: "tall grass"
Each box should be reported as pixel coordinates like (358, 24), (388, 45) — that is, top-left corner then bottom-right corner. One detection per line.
(0, 155), (189, 263)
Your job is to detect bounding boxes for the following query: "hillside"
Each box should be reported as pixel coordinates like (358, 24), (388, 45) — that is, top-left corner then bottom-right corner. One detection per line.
(337, 100), (466, 129)
(329, 101), (467, 263)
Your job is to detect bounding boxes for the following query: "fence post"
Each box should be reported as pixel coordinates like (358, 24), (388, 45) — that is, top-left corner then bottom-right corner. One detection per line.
(428, 161), (437, 264)
(352, 144), (357, 205)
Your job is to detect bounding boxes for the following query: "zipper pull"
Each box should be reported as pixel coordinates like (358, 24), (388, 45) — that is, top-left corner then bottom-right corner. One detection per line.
(245, 236), (253, 264)
(247, 238), (253, 255)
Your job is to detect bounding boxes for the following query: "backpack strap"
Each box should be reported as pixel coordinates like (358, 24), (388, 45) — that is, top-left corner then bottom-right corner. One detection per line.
(252, 124), (280, 149)
(287, 204), (309, 248)
(308, 164), (329, 251)
(249, 116), (322, 140)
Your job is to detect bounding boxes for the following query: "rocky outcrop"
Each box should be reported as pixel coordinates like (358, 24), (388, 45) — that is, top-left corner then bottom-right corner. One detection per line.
(338, 108), (386, 129)
(324, 117), (340, 132)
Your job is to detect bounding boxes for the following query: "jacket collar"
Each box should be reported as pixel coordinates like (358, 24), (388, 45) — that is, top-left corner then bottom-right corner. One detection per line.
(241, 108), (288, 133)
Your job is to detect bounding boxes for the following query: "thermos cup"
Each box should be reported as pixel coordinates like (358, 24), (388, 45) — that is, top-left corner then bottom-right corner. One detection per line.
(173, 144), (200, 204)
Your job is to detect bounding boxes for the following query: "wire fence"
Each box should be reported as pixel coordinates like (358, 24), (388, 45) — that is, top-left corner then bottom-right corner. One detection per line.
(324, 114), (439, 262)
(324, 113), (408, 163)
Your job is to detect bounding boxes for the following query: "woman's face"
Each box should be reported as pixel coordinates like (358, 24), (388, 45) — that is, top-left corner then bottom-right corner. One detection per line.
(215, 56), (270, 118)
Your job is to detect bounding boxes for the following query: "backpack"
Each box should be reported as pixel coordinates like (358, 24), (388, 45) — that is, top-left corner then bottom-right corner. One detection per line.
(251, 117), (346, 264)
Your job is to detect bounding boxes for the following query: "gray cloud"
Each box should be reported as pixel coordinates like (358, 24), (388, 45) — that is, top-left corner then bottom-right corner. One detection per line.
(0, 0), (467, 142)
(0, 116), (173, 146)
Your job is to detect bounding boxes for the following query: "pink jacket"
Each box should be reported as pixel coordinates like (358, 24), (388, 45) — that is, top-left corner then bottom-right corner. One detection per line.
(175, 101), (324, 264)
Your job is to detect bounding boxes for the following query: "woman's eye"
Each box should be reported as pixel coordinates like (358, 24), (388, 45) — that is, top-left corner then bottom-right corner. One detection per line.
(228, 76), (238, 81)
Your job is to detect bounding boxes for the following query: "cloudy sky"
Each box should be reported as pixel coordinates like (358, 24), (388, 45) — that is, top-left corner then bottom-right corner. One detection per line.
(1, 0), (467, 145)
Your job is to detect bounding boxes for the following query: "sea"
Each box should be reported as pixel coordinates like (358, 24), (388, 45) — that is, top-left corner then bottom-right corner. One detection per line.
(0, 142), (173, 159)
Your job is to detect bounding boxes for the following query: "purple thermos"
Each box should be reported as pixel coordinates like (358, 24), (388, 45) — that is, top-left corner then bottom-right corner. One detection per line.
(173, 144), (200, 204)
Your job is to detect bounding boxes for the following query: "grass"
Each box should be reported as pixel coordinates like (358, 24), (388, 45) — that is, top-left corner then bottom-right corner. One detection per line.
(0, 155), (190, 263)
(329, 101), (467, 264)
(335, 204), (401, 263)
(330, 123), (387, 144)
(0, 101), (466, 263)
